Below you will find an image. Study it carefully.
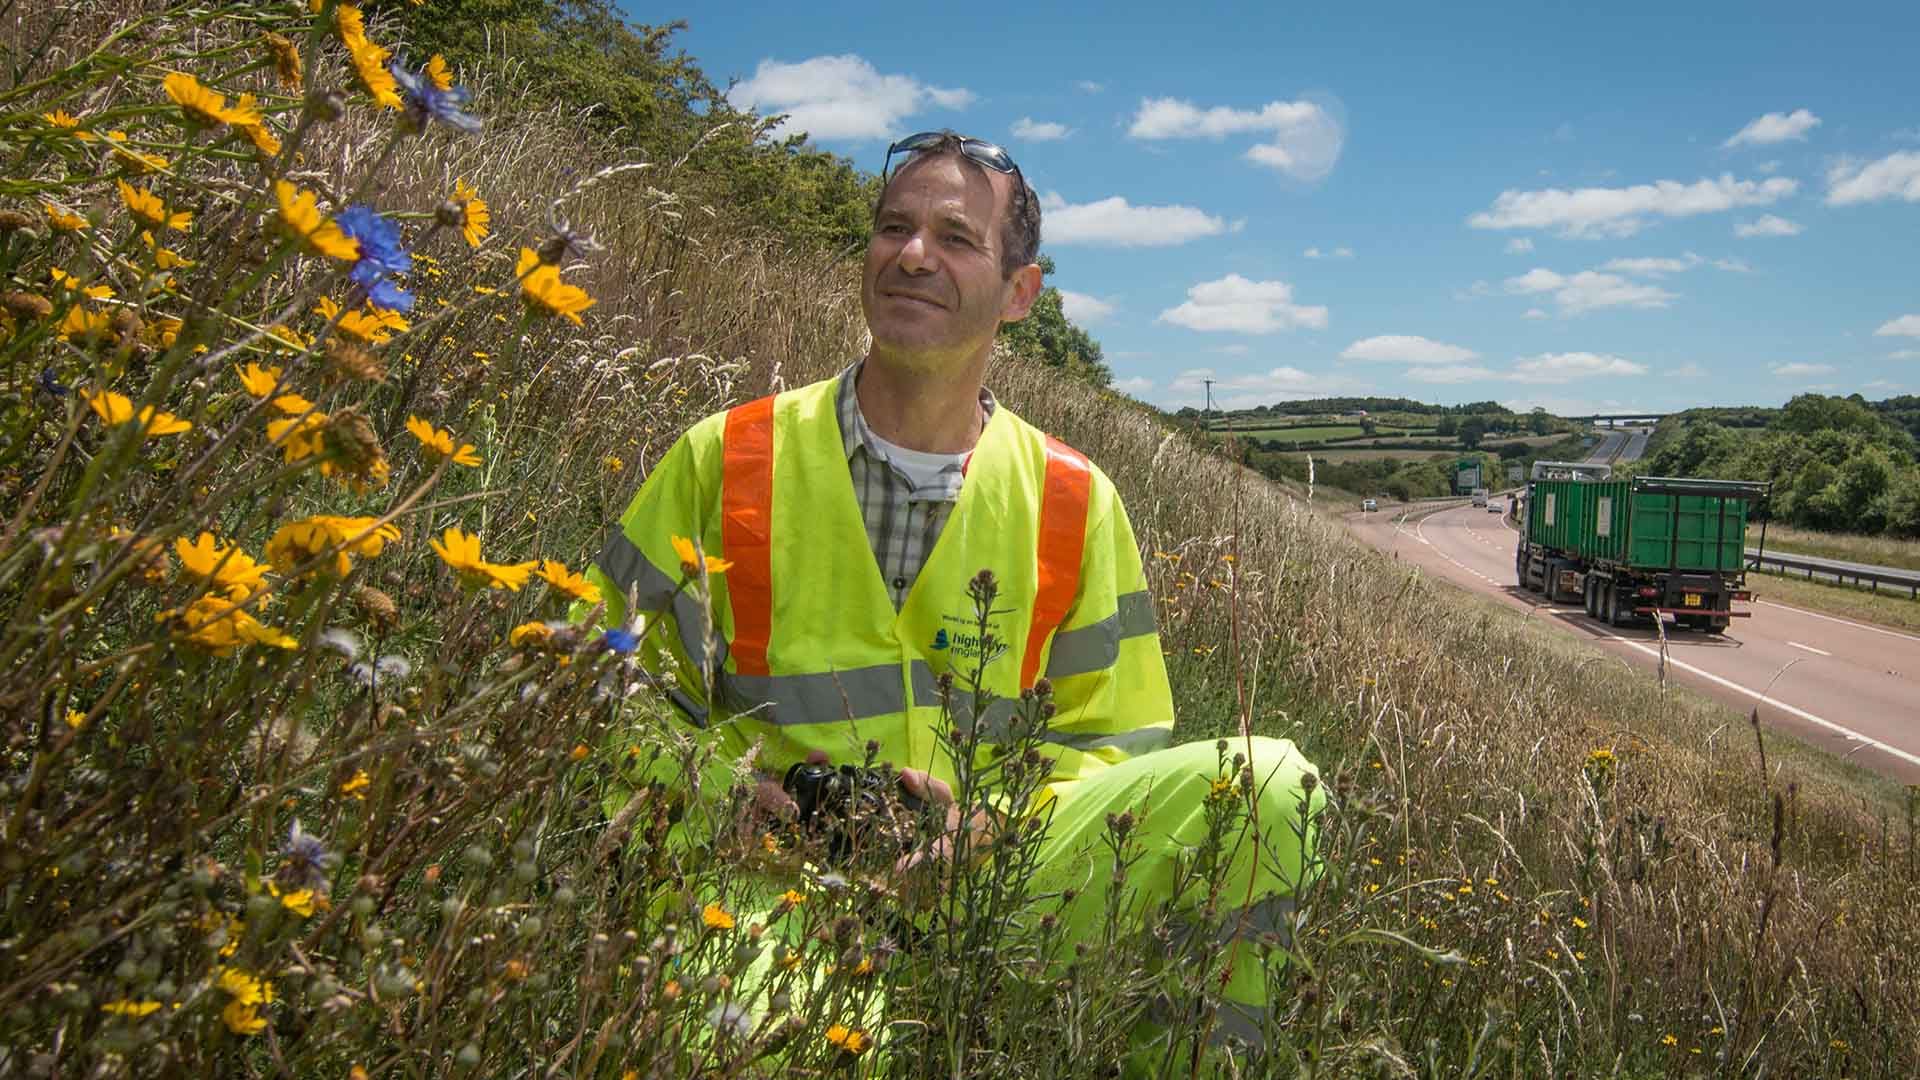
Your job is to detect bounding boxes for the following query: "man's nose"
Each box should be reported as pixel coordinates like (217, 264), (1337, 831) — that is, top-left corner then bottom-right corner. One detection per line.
(897, 229), (936, 273)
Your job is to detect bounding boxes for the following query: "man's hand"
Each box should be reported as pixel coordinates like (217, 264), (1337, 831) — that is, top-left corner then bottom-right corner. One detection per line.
(894, 767), (993, 877)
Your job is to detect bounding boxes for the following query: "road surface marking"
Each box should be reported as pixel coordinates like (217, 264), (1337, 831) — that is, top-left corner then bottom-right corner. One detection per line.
(1787, 641), (1832, 656)
(1593, 631), (1920, 770)
(1754, 600), (1920, 644)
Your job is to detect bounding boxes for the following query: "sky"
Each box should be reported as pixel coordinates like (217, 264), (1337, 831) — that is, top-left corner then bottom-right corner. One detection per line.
(654, 0), (1920, 415)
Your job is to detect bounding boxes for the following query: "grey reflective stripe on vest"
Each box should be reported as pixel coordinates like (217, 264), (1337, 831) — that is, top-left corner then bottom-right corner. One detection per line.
(1145, 994), (1273, 1049)
(1040, 725), (1172, 756)
(1042, 589), (1157, 680)
(717, 663), (906, 725)
(1168, 894), (1298, 952)
(597, 529), (726, 677)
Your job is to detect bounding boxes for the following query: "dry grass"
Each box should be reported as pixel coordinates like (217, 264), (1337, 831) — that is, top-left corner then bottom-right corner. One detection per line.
(1755, 522), (1920, 572)
(1750, 570), (1920, 635)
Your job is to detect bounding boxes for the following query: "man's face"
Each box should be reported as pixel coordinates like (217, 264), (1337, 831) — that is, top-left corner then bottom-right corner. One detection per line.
(861, 154), (1039, 372)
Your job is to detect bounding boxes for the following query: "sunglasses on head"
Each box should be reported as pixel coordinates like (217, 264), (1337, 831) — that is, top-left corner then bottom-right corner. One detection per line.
(881, 131), (1020, 184)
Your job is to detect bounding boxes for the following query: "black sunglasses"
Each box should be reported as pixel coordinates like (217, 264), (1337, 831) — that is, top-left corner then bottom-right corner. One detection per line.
(881, 131), (1020, 184)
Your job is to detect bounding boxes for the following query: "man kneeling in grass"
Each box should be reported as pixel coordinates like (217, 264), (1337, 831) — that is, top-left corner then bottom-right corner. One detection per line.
(583, 130), (1323, 1054)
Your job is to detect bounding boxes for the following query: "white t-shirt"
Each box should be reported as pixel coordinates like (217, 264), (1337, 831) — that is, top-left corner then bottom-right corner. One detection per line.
(866, 427), (968, 496)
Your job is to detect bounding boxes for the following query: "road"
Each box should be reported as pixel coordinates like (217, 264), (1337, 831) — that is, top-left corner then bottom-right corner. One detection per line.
(1346, 502), (1920, 784)
(1585, 430), (1625, 463)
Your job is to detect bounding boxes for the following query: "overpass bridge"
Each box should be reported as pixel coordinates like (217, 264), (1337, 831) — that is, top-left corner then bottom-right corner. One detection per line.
(1576, 413), (1671, 428)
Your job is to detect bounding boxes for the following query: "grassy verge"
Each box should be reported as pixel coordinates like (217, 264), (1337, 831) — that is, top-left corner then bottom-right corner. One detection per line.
(1755, 522), (1920, 571)
(1750, 568), (1920, 634)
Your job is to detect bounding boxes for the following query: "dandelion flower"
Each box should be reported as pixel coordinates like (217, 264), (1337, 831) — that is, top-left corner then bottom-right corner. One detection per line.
(81, 389), (192, 436)
(234, 362), (281, 397)
(535, 560), (600, 604)
(515, 247), (594, 326)
(452, 178), (489, 248)
(702, 902), (736, 931)
(429, 527), (535, 591)
(42, 202), (87, 231)
(261, 31), (303, 89)
(101, 999), (163, 1017)
(162, 71), (259, 127)
(117, 180), (191, 232)
(670, 534), (733, 576)
(275, 181), (359, 261)
(175, 533), (272, 599)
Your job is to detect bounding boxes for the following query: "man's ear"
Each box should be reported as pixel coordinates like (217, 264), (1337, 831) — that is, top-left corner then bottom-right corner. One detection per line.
(998, 262), (1045, 322)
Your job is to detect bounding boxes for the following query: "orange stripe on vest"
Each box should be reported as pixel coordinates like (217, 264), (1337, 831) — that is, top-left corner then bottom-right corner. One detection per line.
(1022, 436), (1091, 689)
(721, 396), (776, 677)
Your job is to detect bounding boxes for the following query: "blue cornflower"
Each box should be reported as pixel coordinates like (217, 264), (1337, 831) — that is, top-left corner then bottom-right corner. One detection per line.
(391, 58), (482, 135)
(335, 204), (413, 313)
(280, 820), (338, 892)
(37, 367), (68, 397)
(600, 628), (639, 654)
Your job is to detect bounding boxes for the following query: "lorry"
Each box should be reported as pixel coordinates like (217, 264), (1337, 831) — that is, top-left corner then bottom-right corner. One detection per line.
(1471, 488), (1489, 508)
(1513, 461), (1770, 633)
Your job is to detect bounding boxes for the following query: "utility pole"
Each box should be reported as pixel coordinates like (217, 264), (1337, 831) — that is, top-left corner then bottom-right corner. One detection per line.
(1202, 378), (1215, 433)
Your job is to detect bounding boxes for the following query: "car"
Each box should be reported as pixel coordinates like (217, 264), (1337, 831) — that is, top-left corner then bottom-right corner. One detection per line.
(1488, 500), (1502, 513)
(1361, 498), (1378, 512)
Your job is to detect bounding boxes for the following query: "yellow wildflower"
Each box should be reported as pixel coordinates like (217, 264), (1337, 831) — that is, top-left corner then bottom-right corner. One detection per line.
(50, 267), (113, 300)
(317, 295), (405, 344)
(222, 999), (266, 1035)
(702, 902), (736, 931)
(404, 415), (481, 466)
(535, 560), (601, 604)
(265, 411), (328, 464)
(334, 2), (368, 43)
(100, 999), (163, 1017)
(42, 202), (87, 231)
(670, 534), (733, 576)
(81, 389), (192, 436)
(429, 527), (536, 591)
(44, 109), (88, 135)
(274, 181), (359, 261)
(234, 362), (282, 397)
(261, 31), (302, 89)
(158, 595), (296, 655)
(779, 889), (806, 906)
(825, 1023), (870, 1055)
(452, 178), (489, 248)
(142, 230), (192, 269)
(234, 98), (280, 157)
(65, 708), (87, 730)
(265, 515), (400, 577)
(162, 71), (259, 127)
(268, 882), (317, 918)
(425, 54), (454, 91)
(104, 131), (167, 173)
(174, 533), (272, 600)
(515, 247), (595, 326)
(116, 180), (191, 232)
(341, 769), (371, 799)
(508, 621), (554, 648)
(345, 34), (401, 110)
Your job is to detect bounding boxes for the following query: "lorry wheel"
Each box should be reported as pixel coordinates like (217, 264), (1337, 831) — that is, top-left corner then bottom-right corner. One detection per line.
(1542, 559), (1563, 602)
(1583, 579), (1597, 616)
(1605, 588), (1626, 627)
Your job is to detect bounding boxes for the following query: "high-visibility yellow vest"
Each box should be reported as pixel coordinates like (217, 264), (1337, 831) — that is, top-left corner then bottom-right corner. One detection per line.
(585, 373), (1174, 791)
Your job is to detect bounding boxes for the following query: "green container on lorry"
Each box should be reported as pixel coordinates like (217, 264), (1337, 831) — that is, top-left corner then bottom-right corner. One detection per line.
(1528, 476), (1762, 570)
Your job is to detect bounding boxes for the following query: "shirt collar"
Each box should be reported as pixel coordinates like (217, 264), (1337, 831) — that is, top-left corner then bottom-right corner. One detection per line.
(834, 359), (997, 462)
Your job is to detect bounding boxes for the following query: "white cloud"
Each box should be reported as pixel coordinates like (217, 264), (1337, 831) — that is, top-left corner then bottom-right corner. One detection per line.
(1887, 349), (1920, 361)
(728, 55), (972, 140)
(1756, 160), (1782, 174)
(1712, 256), (1753, 273)
(1405, 364), (1497, 384)
(1723, 109), (1821, 148)
(1735, 214), (1802, 238)
(1166, 365), (1362, 409)
(1303, 246), (1354, 259)
(1340, 335), (1479, 365)
(1128, 97), (1345, 181)
(1505, 237), (1534, 254)
(1011, 117), (1071, 141)
(1158, 274), (1328, 334)
(1509, 352), (1649, 383)
(1826, 152), (1920, 205)
(1039, 192), (1228, 247)
(1522, 307), (1550, 320)
(1600, 255), (1698, 276)
(1672, 362), (1709, 377)
(1057, 290), (1114, 325)
(1771, 362), (1835, 377)
(1075, 80), (1105, 94)
(1503, 268), (1677, 315)
(1876, 315), (1920, 337)
(1468, 174), (1798, 237)
(1112, 375), (1152, 396)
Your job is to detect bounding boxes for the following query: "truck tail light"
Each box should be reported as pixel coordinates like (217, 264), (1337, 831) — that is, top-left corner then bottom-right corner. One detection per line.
(1637, 586), (1659, 598)
(1732, 590), (1752, 602)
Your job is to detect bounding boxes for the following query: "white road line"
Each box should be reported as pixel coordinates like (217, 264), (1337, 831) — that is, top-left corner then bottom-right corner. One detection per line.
(1593, 631), (1920, 769)
(1754, 600), (1920, 644)
(1787, 641), (1832, 657)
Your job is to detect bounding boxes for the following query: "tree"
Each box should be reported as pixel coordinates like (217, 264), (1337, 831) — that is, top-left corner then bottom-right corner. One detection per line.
(1529, 408), (1551, 436)
(1458, 417), (1488, 449)
(1436, 415), (1458, 437)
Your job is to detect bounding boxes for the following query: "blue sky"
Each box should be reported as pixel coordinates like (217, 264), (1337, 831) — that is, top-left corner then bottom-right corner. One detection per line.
(657, 0), (1920, 414)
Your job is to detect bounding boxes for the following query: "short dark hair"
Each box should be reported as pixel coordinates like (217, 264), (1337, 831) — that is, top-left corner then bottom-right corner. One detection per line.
(874, 132), (1042, 277)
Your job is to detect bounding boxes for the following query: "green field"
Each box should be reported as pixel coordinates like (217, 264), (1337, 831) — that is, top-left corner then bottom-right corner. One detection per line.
(1309, 449), (1458, 462)
(1239, 424), (1366, 441)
